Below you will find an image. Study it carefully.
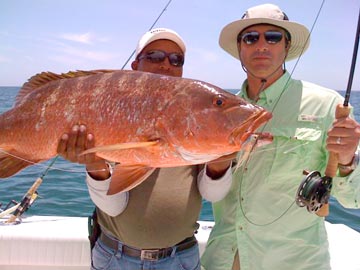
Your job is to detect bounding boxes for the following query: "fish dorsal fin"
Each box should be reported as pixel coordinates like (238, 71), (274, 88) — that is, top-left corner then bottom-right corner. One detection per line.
(15, 69), (116, 107)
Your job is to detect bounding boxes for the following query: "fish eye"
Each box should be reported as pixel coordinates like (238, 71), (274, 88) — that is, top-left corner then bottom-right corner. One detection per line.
(213, 95), (225, 107)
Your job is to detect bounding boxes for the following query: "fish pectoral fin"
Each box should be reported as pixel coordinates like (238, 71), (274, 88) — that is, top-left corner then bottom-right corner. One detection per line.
(0, 149), (35, 178)
(107, 164), (156, 195)
(81, 141), (159, 155)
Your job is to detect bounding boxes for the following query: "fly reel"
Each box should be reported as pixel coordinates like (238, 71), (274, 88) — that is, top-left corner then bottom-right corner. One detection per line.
(295, 171), (332, 213)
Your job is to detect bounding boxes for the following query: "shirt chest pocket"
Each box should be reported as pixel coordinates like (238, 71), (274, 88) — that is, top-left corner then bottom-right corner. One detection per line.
(268, 125), (325, 180)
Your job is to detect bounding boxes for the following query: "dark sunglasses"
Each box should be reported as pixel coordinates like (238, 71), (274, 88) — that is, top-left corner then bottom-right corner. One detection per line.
(137, 50), (184, 67)
(238, 31), (283, 45)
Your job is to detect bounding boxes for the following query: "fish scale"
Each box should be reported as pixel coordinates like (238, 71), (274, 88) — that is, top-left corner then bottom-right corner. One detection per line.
(0, 69), (272, 193)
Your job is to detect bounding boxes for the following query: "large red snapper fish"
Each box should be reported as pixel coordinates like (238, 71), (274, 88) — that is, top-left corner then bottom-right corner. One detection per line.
(0, 70), (271, 194)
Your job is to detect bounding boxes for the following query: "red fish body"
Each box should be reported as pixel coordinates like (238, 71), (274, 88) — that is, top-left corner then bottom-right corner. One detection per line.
(0, 70), (271, 192)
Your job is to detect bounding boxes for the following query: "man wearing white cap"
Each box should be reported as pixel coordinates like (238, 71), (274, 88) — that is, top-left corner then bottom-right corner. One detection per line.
(130, 28), (186, 77)
(201, 4), (360, 270)
(57, 28), (233, 270)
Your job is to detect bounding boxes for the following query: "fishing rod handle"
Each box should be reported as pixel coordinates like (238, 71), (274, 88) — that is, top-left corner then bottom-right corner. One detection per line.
(325, 104), (351, 177)
(26, 177), (43, 195)
(317, 104), (351, 217)
(5, 177), (43, 223)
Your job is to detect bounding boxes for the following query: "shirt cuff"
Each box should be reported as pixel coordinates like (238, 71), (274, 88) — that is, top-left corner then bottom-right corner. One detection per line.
(197, 163), (233, 202)
(86, 172), (129, 217)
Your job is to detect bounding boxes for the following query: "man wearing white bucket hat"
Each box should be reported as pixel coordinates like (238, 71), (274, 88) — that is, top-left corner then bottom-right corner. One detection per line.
(201, 3), (360, 270)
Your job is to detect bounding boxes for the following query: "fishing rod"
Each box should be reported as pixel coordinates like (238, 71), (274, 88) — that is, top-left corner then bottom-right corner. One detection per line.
(3, 156), (59, 224)
(25, 0), (174, 186)
(296, 7), (360, 216)
(0, 202), (20, 219)
(121, 0), (174, 70)
(2, 1), (175, 224)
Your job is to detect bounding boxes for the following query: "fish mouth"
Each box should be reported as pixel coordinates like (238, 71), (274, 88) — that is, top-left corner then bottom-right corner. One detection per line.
(231, 110), (272, 146)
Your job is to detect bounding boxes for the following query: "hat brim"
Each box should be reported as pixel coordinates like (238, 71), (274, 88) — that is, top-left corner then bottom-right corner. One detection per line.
(219, 18), (310, 61)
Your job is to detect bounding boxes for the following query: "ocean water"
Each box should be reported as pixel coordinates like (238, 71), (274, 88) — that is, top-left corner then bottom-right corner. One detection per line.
(0, 86), (360, 232)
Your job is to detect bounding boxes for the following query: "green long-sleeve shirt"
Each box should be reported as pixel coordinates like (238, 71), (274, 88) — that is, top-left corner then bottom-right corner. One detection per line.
(201, 72), (360, 270)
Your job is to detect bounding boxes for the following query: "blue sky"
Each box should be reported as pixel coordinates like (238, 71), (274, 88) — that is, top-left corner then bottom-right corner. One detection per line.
(0, 0), (359, 91)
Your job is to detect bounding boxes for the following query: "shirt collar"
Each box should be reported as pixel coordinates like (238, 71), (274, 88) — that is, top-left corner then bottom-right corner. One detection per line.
(239, 71), (291, 106)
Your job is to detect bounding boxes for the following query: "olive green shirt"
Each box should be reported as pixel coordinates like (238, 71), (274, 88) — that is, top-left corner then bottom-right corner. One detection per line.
(98, 166), (202, 249)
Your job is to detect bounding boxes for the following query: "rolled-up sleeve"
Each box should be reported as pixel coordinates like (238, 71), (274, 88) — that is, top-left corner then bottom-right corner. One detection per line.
(332, 149), (360, 208)
(197, 163), (233, 202)
(86, 173), (129, 217)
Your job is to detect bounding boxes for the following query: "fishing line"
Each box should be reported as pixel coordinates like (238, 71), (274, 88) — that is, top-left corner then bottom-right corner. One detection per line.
(236, 138), (307, 226)
(238, 0), (326, 226)
(1, 1), (178, 220)
(208, 139), (309, 170)
(0, 156), (61, 223)
(240, 0), (325, 104)
(1, 0), (176, 177)
(39, 156), (59, 179)
(263, 0), (326, 118)
(287, 0), (325, 81)
(121, 0), (174, 70)
(0, 149), (86, 174)
(296, 7), (360, 215)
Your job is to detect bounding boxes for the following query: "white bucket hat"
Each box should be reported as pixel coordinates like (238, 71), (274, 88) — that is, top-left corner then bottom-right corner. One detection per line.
(219, 4), (310, 61)
(135, 28), (186, 58)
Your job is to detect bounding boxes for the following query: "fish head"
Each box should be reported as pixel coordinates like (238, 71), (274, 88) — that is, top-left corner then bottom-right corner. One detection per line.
(158, 79), (272, 162)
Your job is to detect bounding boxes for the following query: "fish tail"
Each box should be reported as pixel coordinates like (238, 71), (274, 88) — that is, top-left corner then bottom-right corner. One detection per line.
(0, 148), (34, 178)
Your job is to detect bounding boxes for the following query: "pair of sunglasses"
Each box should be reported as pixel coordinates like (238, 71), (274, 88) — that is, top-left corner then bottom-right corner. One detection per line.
(238, 31), (283, 45)
(137, 50), (184, 67)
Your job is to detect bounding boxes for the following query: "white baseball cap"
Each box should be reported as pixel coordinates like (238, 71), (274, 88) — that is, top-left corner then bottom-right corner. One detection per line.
(135, 28), (186, 58)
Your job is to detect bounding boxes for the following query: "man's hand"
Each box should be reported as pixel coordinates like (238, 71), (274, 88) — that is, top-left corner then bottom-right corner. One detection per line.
(326, 115), (360, 166)
(57, 125), (110, 180)
(206, 152), (237, 179)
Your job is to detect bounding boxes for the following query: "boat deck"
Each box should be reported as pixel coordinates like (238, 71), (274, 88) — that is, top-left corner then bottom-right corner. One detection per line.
(0, 216), (359, 269)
